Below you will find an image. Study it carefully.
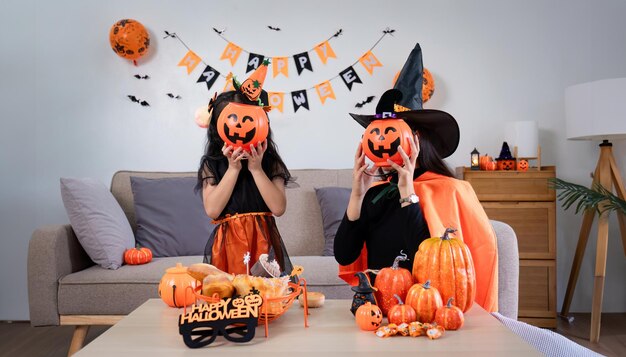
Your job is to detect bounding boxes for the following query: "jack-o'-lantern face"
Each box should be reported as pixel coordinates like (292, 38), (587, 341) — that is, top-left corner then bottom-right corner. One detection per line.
(517, 159), (529, 172)
(497, 159), (516, 171)
(240, 78), (262, 102)
(244, 294), (263, 307)
(361, 119), (413, 167)
(217, 102), (269, 151)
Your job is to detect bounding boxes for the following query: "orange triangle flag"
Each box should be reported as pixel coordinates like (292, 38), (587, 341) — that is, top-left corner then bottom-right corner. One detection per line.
(268, 92), (285, 113)
(272, 57), (289, 78)
(315, 81), (336, 104)
(359, 51), (382, 75)
(220, 42), (242, 66)
(223, 72), (235, 92)
(314, 41), (337, 64)
(178, 50), (202, 75)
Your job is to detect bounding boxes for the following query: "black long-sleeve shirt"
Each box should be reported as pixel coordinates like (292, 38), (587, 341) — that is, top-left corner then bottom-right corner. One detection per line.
(334, 170), (430, 272)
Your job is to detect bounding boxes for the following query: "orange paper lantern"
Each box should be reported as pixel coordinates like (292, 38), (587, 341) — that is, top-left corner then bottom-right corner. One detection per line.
(109, 19), (150, 63)
(158, 263), (198, 308)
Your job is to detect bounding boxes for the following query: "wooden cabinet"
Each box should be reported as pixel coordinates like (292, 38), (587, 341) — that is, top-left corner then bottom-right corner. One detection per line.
(459, 166), (557, 328)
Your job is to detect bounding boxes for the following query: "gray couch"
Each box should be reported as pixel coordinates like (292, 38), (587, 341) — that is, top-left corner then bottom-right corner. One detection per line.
(28, 169), (519, 355)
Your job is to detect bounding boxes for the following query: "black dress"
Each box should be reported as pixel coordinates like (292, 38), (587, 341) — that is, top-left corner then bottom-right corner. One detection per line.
(333, 170), (430, 275)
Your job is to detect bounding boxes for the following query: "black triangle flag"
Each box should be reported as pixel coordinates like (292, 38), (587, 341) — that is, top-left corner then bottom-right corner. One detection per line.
(339, 66), (362, 91)
(196, 65), (220, 91)
(293, 52), (313, 75)
(291, 90), (310, 112)
(246, 53), (265, 73)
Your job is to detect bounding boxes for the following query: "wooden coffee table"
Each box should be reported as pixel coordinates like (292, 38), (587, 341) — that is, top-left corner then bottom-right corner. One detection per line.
(74, 299), (540, 356)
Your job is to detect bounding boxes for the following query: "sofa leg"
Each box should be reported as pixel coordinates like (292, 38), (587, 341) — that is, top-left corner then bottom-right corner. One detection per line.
(68, 325), (89, 356)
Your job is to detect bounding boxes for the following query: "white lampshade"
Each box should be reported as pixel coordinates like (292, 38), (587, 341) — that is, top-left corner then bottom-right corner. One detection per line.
(504, 120), (538, 158)
(565, 78), (626, 141)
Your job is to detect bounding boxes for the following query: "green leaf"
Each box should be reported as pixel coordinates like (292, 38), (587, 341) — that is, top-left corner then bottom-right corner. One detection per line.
(549, 177), (626, 215)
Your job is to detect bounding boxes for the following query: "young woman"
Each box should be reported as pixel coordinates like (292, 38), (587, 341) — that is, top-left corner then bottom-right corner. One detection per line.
(197, 63), (293, 276)
(334, 89), (499, 313)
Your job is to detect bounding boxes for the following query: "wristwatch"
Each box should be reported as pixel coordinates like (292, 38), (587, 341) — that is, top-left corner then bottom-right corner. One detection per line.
(399, 193), (419, 205)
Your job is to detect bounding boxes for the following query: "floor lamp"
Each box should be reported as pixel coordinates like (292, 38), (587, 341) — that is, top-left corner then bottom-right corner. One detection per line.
(562, 78), (626, 343)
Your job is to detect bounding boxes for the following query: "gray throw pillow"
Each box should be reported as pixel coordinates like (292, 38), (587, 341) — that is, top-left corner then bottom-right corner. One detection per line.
(60, 177), (134, 269)
(314, 186), (351, 256)
(131, 177), (214, 257)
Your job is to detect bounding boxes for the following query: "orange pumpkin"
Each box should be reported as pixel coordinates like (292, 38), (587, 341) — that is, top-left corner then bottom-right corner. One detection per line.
(479, 155), (493, 170)
(497, 159), (516, 171)
(435, 297), (465, 330)
(362, 119), (413, 167)
(373, 252), (414, 316)
(158, 263), (198, 308)
(355, 302), (383, 331)
(517, 159), (529, 172)
(123, 246), (152, 265)
(216, 102), (269, 152)
(388, 294), (417, 325)
(405, 280), (443, 323)
(412, 228), (476, 312)
(485, 161), (497, 171)
(109, 19), (150, 62)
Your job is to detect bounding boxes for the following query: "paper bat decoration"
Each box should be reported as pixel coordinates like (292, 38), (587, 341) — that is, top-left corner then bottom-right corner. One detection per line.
(166, 93), (182, 99)
(333, 29), (343, 37)
(267, 26), (281, 31)
(383, 28), (396, 35)
(127, 95), (150, 106)
(163, 30), (176, 39)
(212, 27), (225, 34)
(134, 75), (150, 79)
(355, 96), (375, 108)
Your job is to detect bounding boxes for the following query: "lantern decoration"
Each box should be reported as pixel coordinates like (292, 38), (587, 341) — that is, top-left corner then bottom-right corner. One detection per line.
(158, 263), (198, 308)
(435, 297), (465, 331)
(355, 302), (383, 331)
(109, 19), (150, 65)
(373, 252), (414, 316)
(405, 280), (443, 323)
(470, 148), (480, 170)
(412, 228), (476, 312)
(517, 159), (529, 172)
(350, 271), (378, 316)
(362, 117), (413, 167)
(123, 246), (152, 265)
(388, 294), (417, 325)
(496, 141), (516, 170)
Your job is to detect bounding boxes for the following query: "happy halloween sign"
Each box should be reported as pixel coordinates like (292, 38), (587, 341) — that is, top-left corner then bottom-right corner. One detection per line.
(178, 294), (262, 348)
(165, 28), (394, 113)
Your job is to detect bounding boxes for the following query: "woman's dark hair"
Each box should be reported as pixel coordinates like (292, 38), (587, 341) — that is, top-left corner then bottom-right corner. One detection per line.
(414, 129), (455, 178)
(196, 90), (291, 187)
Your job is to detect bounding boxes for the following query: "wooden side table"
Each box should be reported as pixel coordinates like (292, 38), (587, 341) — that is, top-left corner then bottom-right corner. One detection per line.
(458, 166), (557, 328)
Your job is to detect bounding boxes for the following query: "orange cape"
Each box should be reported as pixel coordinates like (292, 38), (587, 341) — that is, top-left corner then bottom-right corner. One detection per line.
(338, 171), (499, 312)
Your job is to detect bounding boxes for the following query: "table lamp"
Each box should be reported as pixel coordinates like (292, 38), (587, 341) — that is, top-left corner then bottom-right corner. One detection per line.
(504, 120), (541, 170)
(561, 77), (626, 342)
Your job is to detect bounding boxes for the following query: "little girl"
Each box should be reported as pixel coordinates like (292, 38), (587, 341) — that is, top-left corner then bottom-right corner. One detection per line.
(197, 62), (293, 276)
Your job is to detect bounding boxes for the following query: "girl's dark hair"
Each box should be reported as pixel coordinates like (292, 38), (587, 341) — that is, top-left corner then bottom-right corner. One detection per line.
(415, 129), (455, 178)
(196, 90), (291, 187)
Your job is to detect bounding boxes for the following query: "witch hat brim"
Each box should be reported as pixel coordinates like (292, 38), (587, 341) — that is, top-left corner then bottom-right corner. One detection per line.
(350, 89), (460, 159)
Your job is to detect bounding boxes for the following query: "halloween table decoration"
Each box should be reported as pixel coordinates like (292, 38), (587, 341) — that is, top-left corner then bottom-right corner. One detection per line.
(373, 252), (414, 316)
(158, 263), (198, 308)
(517, 159), (529, 172)
(405, 280), (443, 323)
(435, 297), (465, 330)
(350, 271), (378, 315)
(355, 302), (383, 331)
(470, 148), (480, 170)
(388, 294), (417, 324)
(123, 246), (152, 265)
(496, 141), (516, 170)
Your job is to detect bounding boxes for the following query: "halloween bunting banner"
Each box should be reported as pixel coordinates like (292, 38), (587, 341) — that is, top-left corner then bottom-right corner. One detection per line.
(164, 28), (394, 113)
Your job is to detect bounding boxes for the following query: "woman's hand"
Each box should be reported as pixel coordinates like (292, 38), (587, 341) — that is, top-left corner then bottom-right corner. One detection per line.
(223, 144), (246, 172)
(247, 140), (267, 174)
(388, 134), (420, 198)
(346, 142), (377, 221)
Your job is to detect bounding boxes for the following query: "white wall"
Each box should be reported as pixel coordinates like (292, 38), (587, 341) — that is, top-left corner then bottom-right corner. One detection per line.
(1, 0), (625, 320)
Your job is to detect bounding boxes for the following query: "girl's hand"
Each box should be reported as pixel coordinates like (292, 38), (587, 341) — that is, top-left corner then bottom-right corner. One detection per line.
(247, 140), (267, 174)
(387, 134), (420, 194)
(352, 141), (377, 198)
(223, 144), (246, 171)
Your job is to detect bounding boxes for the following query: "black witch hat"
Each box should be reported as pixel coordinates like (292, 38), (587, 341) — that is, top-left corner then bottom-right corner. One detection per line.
(349, 44), (460, 158)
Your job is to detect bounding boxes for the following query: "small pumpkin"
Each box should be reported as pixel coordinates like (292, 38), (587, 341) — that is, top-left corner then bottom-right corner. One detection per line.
(478, 155), (493, 170)
(405, 280), (443, 323)
(497, 159), (516, 171)
(158, 263), (198, 308)
(412, 228), (476, 312)
(361, 119), (413, 167)
(124, 246), (152, 265)
(216, 102), (269, 151)
(373, 252), (414, 316)
(485, 161), (497, 171)
(355, 301), (383, 331)
(517, 159), (529, 172)
(435, 297), (465, 330)
(388, 294), (417, 325)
